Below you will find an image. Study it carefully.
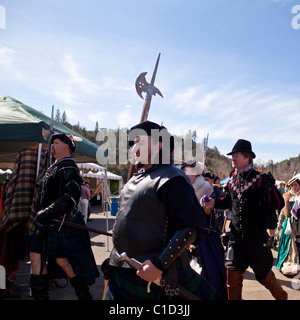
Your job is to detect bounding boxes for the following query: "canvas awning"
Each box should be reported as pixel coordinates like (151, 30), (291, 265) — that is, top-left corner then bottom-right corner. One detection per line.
(77, 162), (122, 181)
(0, 95), (104, 167)
(0, 168), (12, 175)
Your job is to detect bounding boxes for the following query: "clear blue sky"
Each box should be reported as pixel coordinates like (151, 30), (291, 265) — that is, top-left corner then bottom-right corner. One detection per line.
(0, 0), (299, 164)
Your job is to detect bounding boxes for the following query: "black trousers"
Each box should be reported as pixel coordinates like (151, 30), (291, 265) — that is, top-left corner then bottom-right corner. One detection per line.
(225, 231), (273, 281)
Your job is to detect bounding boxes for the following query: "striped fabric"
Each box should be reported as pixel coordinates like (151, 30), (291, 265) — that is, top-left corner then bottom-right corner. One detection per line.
(0, 147), (45, 231)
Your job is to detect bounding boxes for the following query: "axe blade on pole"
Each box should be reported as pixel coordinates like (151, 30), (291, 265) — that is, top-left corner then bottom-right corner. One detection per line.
(127, 53), (163, 181)
(139, 53), (163, 122)
(150, 52), (161, 86)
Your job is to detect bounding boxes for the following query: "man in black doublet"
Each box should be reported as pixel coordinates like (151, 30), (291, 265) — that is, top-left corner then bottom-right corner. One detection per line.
(208, 139), (287, 300)
(29, 133), (99, 300)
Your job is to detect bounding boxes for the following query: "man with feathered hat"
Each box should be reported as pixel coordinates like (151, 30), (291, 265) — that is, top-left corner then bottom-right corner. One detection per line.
(29, 133), (99, 300)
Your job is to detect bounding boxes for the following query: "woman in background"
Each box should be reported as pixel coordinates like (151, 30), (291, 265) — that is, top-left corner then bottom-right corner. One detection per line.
(276, 174), (300, 277)
(181, 161), (228, 300)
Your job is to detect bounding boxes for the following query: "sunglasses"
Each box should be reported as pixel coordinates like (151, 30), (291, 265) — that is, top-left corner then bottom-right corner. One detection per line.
(181, 160), (196, 169)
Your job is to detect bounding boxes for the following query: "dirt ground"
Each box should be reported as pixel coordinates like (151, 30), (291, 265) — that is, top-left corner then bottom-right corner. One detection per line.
(2, 208), (300, 301)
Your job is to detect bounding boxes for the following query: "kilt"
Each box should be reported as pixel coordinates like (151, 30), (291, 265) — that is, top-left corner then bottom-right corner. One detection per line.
(105, 258), (223, 300)
(30, 210), (99, 285)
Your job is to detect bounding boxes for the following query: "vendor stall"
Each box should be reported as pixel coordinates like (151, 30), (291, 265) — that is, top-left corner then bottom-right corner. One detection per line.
(0, 95), (103, 168)
(77, 162), (123, 207)
(0, 95), (105, 276)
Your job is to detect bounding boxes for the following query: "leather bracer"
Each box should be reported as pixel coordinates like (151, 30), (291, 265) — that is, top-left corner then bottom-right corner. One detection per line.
(156, 227), (196, 270)
(36, 194), (76, 224)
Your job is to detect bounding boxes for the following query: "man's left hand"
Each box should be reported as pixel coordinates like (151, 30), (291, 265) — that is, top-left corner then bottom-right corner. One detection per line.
(36, 209), (47, 224)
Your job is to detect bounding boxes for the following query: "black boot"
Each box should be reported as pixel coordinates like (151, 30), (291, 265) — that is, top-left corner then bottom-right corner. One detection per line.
(29, 274), (50, 300)
(69, 275), (93, 300)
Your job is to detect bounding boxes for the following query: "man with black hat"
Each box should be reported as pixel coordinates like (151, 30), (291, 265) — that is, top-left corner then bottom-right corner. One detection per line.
(103, 120), (222, 300)
(203, 139), (287, 300)
(29, 133), (99, 300)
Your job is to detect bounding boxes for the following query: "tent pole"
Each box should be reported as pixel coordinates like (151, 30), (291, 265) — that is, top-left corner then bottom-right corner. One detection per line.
(36, 143), (42, 180)
(27, 142), (43, 297)
(104, 160), (110, 252)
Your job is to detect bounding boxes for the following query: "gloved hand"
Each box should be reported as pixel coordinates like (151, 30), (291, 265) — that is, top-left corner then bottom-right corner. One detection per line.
(34, 220), (45, 236)
(33, 209), (49, 236)
(36, 209), (48, 225)
(34, 196), (73, 225)
(200, 195), (214, 208)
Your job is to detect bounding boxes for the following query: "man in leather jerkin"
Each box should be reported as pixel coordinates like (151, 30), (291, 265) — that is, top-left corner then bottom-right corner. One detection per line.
(104, 121), (222, 300)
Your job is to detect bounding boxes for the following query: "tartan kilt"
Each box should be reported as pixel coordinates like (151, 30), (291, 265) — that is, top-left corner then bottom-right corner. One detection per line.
(105, 258), (223, 300)
(30, 210), (99, 285)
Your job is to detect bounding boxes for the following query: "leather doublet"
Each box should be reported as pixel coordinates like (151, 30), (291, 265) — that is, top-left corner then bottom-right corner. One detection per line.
(40, 157), (81, 210)
(110, 164), (188, 268)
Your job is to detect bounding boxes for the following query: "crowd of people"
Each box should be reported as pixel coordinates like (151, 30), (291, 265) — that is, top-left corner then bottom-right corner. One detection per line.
(26, 121), (300, 300)
(102, 121), (292, 301)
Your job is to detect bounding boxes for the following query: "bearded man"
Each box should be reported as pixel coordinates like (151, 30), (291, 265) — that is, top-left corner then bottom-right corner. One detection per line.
(29, 133), (99, 300)
(103, 120), (222, 300)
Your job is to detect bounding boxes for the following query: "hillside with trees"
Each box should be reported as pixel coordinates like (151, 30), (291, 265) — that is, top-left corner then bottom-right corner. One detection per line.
(57, 110), (299, 183)
(263, 157), (300, 182)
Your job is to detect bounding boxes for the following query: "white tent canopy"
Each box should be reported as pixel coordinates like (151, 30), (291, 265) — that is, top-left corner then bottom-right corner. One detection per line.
(77, 162), (122, 208)
(0, 168), (12, 175)
(77, 162), (122, 181)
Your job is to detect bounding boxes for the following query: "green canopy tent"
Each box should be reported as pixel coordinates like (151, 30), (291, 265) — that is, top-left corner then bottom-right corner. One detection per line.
(0, 96), (105, 271)
(0, 95), (104, 168)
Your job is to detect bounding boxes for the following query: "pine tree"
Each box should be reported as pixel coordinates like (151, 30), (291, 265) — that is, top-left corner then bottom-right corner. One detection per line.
(62, 110), (67, 123)
(55, 109), (61, 122)
(95, 121), (99, 132)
